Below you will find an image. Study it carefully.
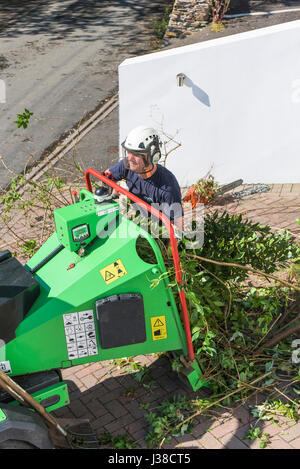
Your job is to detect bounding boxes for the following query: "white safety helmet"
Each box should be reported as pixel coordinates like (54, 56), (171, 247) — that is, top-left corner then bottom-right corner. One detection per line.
(122, 125), (161, 174)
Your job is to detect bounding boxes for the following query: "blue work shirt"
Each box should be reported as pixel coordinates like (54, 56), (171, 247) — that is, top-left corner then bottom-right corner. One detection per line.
(109, 161), (183, 221)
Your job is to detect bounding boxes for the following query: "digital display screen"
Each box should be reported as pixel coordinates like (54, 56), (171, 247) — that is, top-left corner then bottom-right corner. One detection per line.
(72, 224), (90, 242)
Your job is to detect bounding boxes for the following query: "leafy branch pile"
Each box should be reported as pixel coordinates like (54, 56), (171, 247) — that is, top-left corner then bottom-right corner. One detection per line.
(138, 211), (300, 446)
(173, 212), (300, 393)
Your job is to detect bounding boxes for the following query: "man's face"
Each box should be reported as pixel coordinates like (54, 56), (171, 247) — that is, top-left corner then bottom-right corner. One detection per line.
(127, 151), (147, 173)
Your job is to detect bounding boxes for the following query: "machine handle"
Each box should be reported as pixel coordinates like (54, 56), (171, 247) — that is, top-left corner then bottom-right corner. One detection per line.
(85, 168), (195, 362)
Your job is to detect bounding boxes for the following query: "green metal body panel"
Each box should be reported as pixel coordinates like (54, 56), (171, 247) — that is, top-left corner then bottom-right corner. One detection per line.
(178, 359), (207, 391)
(3, 190), (188, 377)
(0, 408), (7, 422)
(9, 382), (70, 413)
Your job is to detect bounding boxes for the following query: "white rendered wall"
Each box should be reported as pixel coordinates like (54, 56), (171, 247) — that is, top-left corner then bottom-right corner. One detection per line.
(119, 20), (300, 185)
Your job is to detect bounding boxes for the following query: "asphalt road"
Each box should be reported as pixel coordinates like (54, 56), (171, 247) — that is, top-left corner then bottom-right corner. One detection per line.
(53, 0), (300, 187)
(0, 0), (172, 188)
(1, 1), (300, 189)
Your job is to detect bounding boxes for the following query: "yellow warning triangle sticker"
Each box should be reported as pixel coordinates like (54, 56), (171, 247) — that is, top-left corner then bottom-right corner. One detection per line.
(150, 315), (167, 341)
(100, 259), (128, 285)
(153, 318), (164, 327)
(105, 271), (115, 281)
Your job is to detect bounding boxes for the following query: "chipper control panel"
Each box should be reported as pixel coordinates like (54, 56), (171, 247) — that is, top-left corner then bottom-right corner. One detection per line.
(54, 190), (119, 252)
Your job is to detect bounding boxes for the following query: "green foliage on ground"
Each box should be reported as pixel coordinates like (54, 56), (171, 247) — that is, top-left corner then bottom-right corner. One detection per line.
(98, 432), (136, 449)
(13, 108), (33, 129)
(151, 6), (172, 40)
(144, 396), (195, 447)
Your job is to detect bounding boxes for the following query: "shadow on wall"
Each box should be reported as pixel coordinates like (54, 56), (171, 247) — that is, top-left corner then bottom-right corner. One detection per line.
(184, 76), (211, 107)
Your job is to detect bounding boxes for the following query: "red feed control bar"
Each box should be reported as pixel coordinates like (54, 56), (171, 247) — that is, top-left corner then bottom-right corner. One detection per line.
(85, 168), (195, 362)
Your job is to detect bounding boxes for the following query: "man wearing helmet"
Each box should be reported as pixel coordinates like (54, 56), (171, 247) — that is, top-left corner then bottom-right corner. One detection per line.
(105, 125), (184, 233)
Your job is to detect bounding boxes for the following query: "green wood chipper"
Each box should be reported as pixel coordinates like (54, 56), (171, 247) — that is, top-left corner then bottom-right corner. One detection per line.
(0, 169), (205, 448)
